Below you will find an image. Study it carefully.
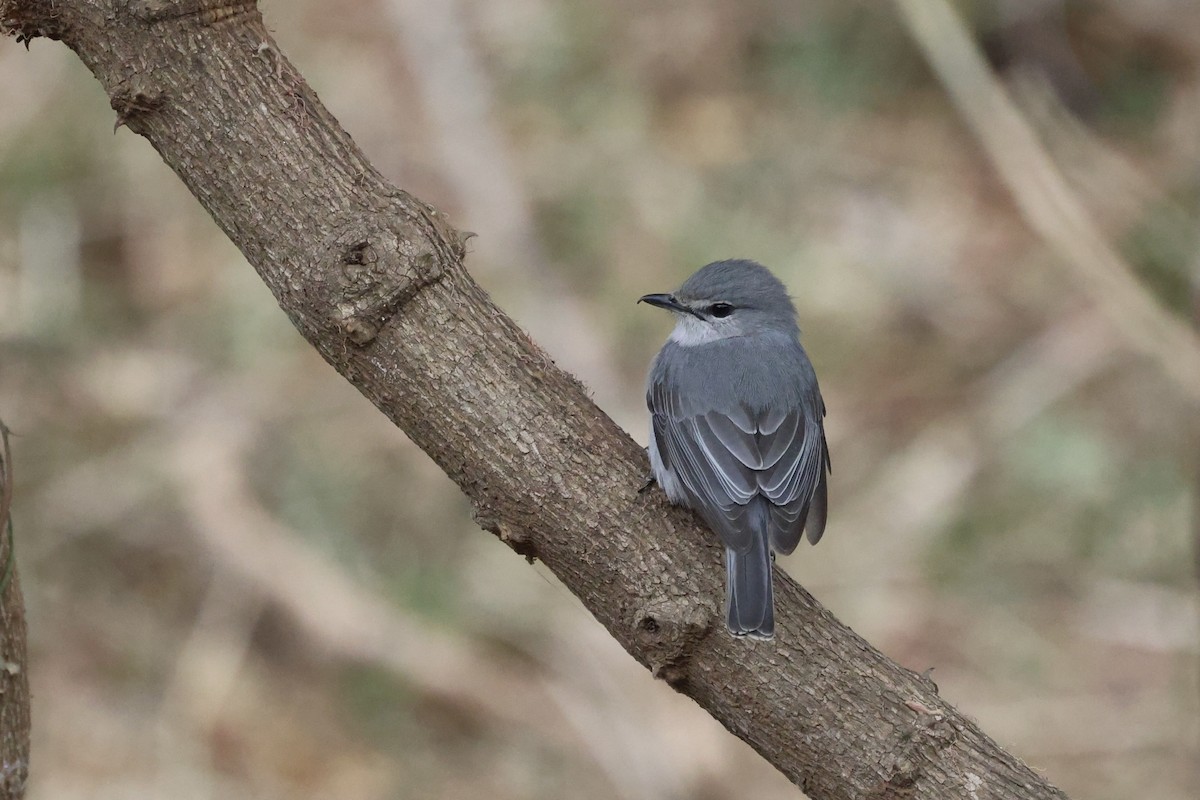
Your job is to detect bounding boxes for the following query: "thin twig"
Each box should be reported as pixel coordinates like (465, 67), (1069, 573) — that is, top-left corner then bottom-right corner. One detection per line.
(894, 0), (1200, 406)
(0, 421), (11, 531)
(0, 422), (14, 596)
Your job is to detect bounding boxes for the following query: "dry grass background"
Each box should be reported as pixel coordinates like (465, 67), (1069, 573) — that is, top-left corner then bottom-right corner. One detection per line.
(2, 0), (1200, 798)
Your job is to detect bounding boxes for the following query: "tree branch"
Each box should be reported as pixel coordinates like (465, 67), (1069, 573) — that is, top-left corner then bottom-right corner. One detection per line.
(0, 421), (31, 799)
(0, 1), (1068, 797)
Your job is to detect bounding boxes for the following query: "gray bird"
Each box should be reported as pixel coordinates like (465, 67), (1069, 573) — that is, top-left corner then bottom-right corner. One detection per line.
(640, 259), (830, 639)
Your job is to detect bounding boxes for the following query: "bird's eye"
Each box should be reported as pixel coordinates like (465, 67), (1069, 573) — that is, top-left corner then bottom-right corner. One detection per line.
(709, 303), (734, 318)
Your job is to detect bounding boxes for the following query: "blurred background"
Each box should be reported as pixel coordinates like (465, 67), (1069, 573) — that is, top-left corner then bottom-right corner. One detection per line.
(2, 0), (1199, 797)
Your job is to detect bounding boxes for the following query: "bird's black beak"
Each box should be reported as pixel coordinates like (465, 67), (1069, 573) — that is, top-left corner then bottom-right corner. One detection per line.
(638, 293), (703, 319)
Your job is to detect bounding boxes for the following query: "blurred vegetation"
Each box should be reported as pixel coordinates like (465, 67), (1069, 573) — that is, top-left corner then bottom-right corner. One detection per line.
(2, 1), (1199, 798)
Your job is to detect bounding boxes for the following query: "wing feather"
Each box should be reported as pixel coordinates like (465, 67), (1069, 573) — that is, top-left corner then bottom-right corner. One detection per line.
(648, 367), (829, 555)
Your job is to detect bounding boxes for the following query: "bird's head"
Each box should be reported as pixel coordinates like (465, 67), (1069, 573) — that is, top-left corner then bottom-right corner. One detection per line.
(638, 259), (798, 346)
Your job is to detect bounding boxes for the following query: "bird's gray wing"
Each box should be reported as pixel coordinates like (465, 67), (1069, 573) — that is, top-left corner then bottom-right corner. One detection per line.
(759, 398), (829, 552)
(706, 397), (829, 554)
(650, 374), (829, 555)
(649, 378), (759, 552)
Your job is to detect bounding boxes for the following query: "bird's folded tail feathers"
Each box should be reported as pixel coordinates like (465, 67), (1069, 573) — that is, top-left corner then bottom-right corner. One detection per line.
(725, 503), (774, 639)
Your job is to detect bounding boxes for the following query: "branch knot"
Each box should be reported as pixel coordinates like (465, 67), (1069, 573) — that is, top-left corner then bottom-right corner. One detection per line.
(472, 506), (537, 563)
(632, 598), (711, 690)
(327, 214), (448, 345)
(1, 1), (67, 47)
(110, 83), (166, 133)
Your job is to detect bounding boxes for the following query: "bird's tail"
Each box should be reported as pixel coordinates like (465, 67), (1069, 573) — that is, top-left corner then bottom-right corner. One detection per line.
(725, 505), (774, 639)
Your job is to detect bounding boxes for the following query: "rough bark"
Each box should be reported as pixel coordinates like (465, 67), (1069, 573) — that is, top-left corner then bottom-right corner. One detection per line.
(0, 2), (1068, 798)
(0, 424), (31, 799)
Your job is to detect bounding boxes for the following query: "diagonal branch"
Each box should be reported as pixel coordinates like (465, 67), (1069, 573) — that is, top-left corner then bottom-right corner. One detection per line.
(1, 1), (1067, 797)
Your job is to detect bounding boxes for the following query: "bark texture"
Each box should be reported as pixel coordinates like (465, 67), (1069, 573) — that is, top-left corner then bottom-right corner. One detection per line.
(0, 2), (1068, 798)
(0, 425), (30, 799)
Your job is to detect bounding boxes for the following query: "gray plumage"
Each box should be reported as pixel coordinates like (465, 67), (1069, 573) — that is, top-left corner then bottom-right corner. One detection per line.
(641, 259), (830, 639)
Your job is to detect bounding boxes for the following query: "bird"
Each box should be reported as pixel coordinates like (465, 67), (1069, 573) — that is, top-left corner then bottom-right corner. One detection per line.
(640, 259), (830, 639)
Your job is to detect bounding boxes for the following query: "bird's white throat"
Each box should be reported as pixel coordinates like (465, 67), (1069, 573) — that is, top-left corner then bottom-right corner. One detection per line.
(669, 314), (729, 347)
